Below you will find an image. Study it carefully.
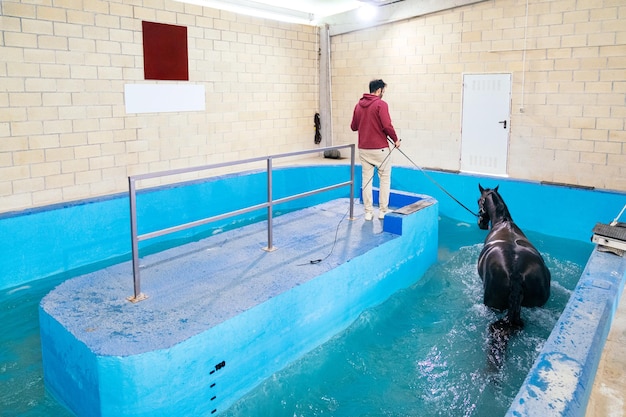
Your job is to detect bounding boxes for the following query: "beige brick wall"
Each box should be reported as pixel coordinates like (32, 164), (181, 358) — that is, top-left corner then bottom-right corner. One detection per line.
(331, 0), (626, 191)
(1, 0), (624, 214)
(0, 0), (320, 213)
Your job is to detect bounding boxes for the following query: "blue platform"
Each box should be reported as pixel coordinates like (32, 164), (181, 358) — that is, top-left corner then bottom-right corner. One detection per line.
(39, 194), (438, 417)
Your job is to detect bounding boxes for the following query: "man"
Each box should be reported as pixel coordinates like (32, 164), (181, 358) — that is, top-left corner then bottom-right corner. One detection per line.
(350, 79), (400, 221)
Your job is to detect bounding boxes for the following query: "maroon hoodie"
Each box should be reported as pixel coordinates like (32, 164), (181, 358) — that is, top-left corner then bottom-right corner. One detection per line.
(350, 93), (399, 149)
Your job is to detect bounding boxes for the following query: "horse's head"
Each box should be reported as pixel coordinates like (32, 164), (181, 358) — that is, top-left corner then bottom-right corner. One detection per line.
(477, 184), (499, 230)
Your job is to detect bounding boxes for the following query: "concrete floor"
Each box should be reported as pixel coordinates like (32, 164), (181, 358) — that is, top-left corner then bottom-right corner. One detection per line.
(586, 282), (626, 417)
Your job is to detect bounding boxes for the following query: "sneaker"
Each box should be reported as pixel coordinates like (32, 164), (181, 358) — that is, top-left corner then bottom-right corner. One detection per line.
(378, 210), (388, 220)
(364, 212), (373, 221)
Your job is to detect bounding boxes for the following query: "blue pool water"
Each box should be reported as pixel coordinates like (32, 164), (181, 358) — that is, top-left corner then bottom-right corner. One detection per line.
(220, 216), (592, 417)
(0, 215), (592, 417)
(1, 275), (74, 417)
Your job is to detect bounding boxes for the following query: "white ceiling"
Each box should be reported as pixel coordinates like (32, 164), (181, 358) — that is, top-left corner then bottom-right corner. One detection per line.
(242, 0), (367, 18)
(175, 0), (485, 35)
(176, 0), (404, 25)
(248, 0), (403, 17)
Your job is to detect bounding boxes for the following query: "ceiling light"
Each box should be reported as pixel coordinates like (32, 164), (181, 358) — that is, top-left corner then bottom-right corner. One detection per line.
(358, 4), (378, 21)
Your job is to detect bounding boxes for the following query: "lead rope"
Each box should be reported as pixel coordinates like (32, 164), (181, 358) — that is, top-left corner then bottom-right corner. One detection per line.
(299, 143), (398, 266)
(387, 138), (479, 218)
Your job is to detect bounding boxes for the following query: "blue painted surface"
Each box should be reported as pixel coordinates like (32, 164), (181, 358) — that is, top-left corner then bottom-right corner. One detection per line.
(39, 309), (100, 417)
(3, 166), (623, 292)
(391, 169), (626, 417)
(0, 195), (129, 291)
(39, 196), (438, 416)
(393, 167), (625, 242)
(2, 165), (624, 416)
(506, 249), (626, 417)
(0, 166), (355, 291)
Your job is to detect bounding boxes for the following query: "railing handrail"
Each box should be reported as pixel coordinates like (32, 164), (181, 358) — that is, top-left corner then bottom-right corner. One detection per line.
(127, 144), (356, 302)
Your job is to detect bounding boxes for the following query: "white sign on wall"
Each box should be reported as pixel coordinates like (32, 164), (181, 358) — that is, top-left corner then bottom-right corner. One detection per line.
(124, 84), (206, 114)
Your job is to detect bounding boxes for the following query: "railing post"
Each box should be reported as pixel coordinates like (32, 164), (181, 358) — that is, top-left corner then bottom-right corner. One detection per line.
(128, 177), (148, 302)
(263, 158), (276, 252)
(349, 144), (355, 220)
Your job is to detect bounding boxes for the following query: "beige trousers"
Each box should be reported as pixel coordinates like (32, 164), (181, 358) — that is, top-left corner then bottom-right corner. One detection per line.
(359, 147), (392, 215)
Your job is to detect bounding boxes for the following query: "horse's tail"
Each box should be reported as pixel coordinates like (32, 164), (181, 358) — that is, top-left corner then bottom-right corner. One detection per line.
(487, 272), (524, 370)
(507, 271), (524, 328)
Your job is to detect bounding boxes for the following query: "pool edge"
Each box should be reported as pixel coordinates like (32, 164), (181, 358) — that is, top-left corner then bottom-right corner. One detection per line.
(505, 249), (626, 417)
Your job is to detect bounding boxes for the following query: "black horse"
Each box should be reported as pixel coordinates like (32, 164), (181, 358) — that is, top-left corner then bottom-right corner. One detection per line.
(477, 185), (551, 368)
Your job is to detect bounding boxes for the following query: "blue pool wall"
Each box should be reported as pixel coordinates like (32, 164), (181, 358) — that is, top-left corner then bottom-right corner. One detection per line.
(392, 167), (625, 243)
(2, 164), (624, 292)
(39, 195), (439, 417)
(0, 166), (353, 291)
(506, 248), (626, 417)
(2, 164), (625, 416)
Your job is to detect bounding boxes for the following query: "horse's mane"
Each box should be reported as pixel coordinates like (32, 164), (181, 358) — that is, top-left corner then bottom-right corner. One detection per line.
(488, 188), (513, 222)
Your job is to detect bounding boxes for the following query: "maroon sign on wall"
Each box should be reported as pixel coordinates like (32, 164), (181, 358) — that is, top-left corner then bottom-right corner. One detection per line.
(142, 21), (189, 81)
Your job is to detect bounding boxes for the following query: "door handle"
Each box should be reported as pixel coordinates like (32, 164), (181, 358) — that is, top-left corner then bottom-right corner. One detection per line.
(498, 120), (507, 129)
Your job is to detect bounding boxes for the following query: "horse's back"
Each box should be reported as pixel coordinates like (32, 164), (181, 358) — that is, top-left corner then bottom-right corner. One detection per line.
(517, 246), (551, 307)
(479, 222), (551, 309)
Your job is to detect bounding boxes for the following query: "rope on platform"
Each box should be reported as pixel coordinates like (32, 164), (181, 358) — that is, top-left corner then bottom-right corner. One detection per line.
(298, 207), (351, 266)
(299, 145), (398, 266)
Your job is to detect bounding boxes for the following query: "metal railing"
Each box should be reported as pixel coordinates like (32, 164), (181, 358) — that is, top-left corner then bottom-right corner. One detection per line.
(127, 144), (356, 302)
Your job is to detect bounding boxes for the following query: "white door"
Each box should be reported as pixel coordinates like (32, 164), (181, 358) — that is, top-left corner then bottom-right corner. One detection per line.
(460, 73), (511, 176)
